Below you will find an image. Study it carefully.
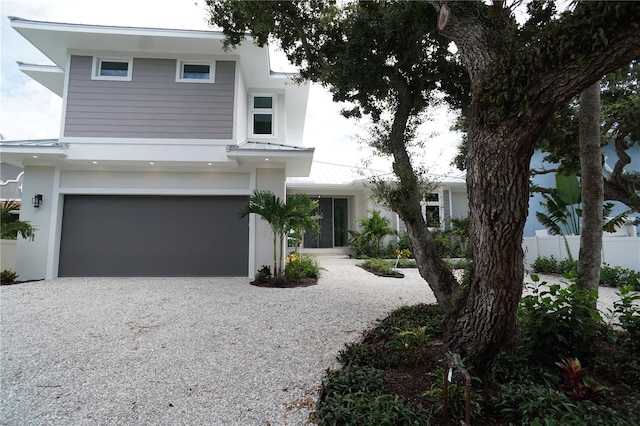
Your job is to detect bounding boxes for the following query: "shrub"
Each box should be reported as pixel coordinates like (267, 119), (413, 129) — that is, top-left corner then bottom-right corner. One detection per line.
(531, 255), (561, 274)
(518, 276), (604, 363)
(611, 285), (640, 351)
(559, 258), (578, 274)
(0, 270), (18, 284)
(255, 265), (271, 282)
(284, 253), (322, 280)
(397, 232), (411, 251)
(600, 264), (640, 289)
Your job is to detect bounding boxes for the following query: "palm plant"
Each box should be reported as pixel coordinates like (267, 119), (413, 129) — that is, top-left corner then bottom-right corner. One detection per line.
(537, 174), (630, 236)
(239, 191), (319, 277)
(0, 200), (36, 241)
(355, 210), (396, 257)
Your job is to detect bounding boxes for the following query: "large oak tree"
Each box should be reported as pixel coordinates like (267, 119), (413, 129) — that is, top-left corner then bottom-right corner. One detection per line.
(208, 0), (640, 381)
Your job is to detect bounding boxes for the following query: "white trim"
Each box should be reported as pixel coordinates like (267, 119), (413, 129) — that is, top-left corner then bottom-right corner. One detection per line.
(175, 60), (215, 83)
(59, 188), (252, 196)
(58, 137), (235, 146)
(60, 55), (71, 138)
(46, 167), (62, 279)
(249, 93), (277, 139)
(248, 170), (257, 277)
(91, 57), (133, 81)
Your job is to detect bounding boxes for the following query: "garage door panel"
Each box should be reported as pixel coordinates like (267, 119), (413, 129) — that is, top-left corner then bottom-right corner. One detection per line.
(59, 195), (248, 277)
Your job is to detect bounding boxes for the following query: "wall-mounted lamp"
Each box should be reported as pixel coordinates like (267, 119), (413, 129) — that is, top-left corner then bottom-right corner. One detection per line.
(32, 194), (43, 208)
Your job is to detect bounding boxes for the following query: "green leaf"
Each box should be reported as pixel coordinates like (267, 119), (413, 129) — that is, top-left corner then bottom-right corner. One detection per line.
(555, 174), (581, 206)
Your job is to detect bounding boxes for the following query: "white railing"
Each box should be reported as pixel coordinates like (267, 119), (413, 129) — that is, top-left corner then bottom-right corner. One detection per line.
(523, 235), (640, 271)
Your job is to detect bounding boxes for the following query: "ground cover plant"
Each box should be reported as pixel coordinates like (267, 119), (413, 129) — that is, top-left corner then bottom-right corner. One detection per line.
(316, 279), (640, 425)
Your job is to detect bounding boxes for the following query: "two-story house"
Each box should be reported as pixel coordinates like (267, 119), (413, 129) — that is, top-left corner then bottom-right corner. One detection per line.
(2, 17), (313, 280)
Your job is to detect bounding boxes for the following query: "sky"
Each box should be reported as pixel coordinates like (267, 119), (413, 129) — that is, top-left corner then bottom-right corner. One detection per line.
(0, 0), (463, 175)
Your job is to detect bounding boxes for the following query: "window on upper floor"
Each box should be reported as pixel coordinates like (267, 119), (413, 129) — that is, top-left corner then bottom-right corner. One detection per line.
(176, 61), (215, 83)
(250, 95), (275, 137)
(92, 58), (133, 81)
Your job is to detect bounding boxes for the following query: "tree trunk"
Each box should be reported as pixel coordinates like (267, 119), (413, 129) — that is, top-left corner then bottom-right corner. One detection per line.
(444, 119), (537, 381)
(384, 93), (460, 314)
(578, 82), (603, 293)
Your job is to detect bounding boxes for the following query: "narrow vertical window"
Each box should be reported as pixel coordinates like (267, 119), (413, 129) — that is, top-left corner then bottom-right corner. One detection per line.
(251, 95), (274, 136)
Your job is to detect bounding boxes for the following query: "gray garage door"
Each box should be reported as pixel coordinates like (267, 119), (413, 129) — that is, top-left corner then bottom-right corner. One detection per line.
(59, 195), (249, 277)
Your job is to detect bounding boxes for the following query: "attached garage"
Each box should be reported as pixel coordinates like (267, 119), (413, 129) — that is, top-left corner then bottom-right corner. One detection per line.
(58, 195), (249, 277)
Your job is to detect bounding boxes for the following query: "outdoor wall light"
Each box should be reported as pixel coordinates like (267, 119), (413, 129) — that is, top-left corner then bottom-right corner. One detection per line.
(32, 194), (43, 208)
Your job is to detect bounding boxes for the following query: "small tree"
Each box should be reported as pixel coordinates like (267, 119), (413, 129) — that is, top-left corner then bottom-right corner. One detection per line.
(0, 200), (36, 241)
(239, 191), (319, 277)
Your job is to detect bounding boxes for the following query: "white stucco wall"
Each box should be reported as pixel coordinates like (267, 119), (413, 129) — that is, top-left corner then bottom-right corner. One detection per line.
(254, 168), (286, 276)
(15, 166), (56, 281)
(1, 240), (17, 272)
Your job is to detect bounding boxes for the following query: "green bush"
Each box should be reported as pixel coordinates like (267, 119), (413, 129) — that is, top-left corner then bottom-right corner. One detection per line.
(318, 367), (430, 425)
(611, 285), (640, 351)
(397, 232), (411, 251)
(284, 253), (322, 280)
(0, 270), (18, 284)
(255, 265), (271, 282)
(559, 258), (578, 274)
(532, 258), (640, 290)
(600, 264), (640, 289)
(519, 276), (604, 363)
(531, 255), (561, 274)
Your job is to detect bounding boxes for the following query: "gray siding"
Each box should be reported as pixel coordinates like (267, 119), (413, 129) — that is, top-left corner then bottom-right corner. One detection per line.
(64, 56), (235, 139)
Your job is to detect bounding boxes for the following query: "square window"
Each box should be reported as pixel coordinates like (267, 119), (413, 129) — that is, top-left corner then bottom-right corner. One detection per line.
(253, 114), (273, 135)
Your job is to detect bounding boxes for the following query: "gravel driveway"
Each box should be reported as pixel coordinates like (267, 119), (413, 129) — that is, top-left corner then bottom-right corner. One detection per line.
(0, 258), (436, 425)
(1, 259), (628, 425)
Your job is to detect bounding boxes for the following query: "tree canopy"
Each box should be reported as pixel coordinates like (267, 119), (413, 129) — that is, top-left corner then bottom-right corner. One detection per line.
(211, 0), (640, 381)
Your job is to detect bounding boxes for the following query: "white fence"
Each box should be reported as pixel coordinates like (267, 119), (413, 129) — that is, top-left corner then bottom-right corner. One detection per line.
(523, 235), (640, 271)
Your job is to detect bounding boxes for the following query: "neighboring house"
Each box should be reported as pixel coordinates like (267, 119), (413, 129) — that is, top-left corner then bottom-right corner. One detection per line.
(525, 146), (640, 238)
(0, 162), (24, 202)
(1, 17), (312, 280)
(286, 162), (469, 255)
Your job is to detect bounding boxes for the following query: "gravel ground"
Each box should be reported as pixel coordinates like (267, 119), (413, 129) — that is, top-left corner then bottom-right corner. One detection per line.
(0, 258), (436, 426)
(0, 259), (630, 426)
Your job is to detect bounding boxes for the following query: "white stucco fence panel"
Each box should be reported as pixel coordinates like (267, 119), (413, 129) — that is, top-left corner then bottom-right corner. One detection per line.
(524, 235), (640, 271)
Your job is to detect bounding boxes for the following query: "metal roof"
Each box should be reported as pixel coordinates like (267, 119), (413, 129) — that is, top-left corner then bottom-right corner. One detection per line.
(0, 139), (67, 147)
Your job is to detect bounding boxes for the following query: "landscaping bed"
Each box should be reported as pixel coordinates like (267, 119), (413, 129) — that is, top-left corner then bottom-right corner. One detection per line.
(316, 279), (640, 425)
